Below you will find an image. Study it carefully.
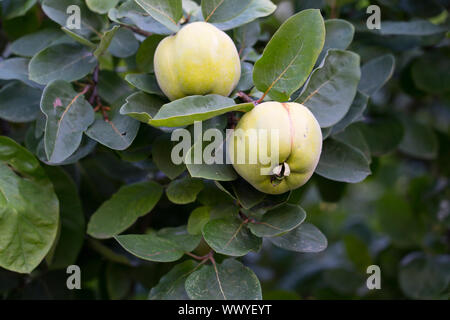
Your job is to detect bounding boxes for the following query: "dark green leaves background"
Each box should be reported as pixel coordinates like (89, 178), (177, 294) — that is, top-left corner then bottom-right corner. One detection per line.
(0, 0), (448, 300)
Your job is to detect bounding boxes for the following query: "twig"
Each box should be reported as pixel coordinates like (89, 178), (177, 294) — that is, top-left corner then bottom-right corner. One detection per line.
(122, 24), (153, 37)
(236, 91), (256, 104)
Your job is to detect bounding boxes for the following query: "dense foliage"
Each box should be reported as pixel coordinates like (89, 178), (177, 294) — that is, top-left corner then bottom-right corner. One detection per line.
(0, 0), (449, 300)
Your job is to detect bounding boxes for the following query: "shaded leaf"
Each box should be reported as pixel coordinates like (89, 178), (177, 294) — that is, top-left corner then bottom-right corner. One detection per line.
(248, 204), (306, 237)
(202, 0), (276, 31)
(297, 49), (361, 128)
(185, 259), (262, 300)
(188, 206), (210, 235)
(358, 54), (395, 96)
(166, 177), (204, 204)
(40, 80), (95, 163)
(316, 138), (371, 183)
(44, 166), (84, 270)
(269, 223), (327, 253)
(108, 27), (139, 58)
(87, 181), (163, 239)
(0, 82), (42, 123)
(152, 133), (186, 180)
(125, 73), (164, 96)
(317, 19), (354, 64)
(120, 92), (165, 124)
(398, 116), (438, 160)
(135, 0), (183, 32)
(86, 99), (140, 150)
(29, 43), (97, 85)
(149, 260), (198, 300)
(202, 217), (262, 256)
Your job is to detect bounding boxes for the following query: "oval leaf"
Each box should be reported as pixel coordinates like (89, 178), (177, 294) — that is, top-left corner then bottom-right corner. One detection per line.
(150, 95), (253, 127)
(297, 50), (361, 128)
(202, 217), (262, 256)
(185, 259), (262, 300)
(248, 204), (306, 237)
(40, 80), (95, 163)
(269, 223), (327, 253)
(87, 181), (163, 239)
(253, 9), (325, 101)
(29, 43), (97, 85)
(0, 137), (59, 274)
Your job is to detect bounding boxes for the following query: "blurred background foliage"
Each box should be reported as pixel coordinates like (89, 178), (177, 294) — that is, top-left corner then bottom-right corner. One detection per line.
(0, 0), (449, 300)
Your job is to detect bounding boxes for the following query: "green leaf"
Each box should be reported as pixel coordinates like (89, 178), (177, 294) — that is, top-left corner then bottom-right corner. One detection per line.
(355, 117), (404, 156)
(0, 58), (40, 88)
(202, 217), (262, 256)
(0, 137), (59, 274)
(106, 263), (132, 300)
(297, 50), (361, 128)
(134, 0), (183, 32)
(330, 91), (368, 135)
(398, 116), (438, 160)
(231, 178), (266, 209)
(379, 20), (448, 36)
(343, 234), (372, 273)
(98, 71), (133, 105)
(120, 92), (165, 124)
(234, 20), (261, 54)
(29, 43), (97, 85)
(411, 49), (450, 94)
(108, 1), (172, 35)
(156, 226), (201, 252)
(41, 0), (103, 37)
(149, 260), (198, 300)
(152, 133), (186, 180)
(150, 95), (253, 127)
(269, 223), (327, 253)
(86, 0), (119, 14)
(318, 19), (355, 63)
(188, 206), (210, 235)
(248, 204), (306, 237)
(40, 80), (95, 163)
(61, 27), (97, 49)
(333, 124), (371, 162)
(1, 0), (37, 20)
(316, 138), (371, 183)
(108, 27), (140, 58)
(185, 259), (262, 300)
(94, 25), (119, 58)
(166, 177), (204, 204)
(376, 192), (425, 247)
(202, 0), (276, 31)
(37, 136), (97, 166)
(115, 234), (184, 262)
(236, 62), (254, 92)
(87, 181), (163, 239)
(136, 34), (165, 72)
(0, 82), (42, 123)
(86, 99), (140, 151)
(10, 29), (66, 57)
(358, 54), (395, 96)
(185, 137), (238, 182)
(253, 9), (325, 101)
(44, 166), (84, 270)
(399, 253), (450, 300)
(125, 73), (164, 96)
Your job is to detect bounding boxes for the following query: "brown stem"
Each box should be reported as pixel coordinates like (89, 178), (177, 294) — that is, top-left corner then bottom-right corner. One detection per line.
(236, 91), (256, 104)
(122, 24), (153, 37)
(185, 251), (214, 261)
